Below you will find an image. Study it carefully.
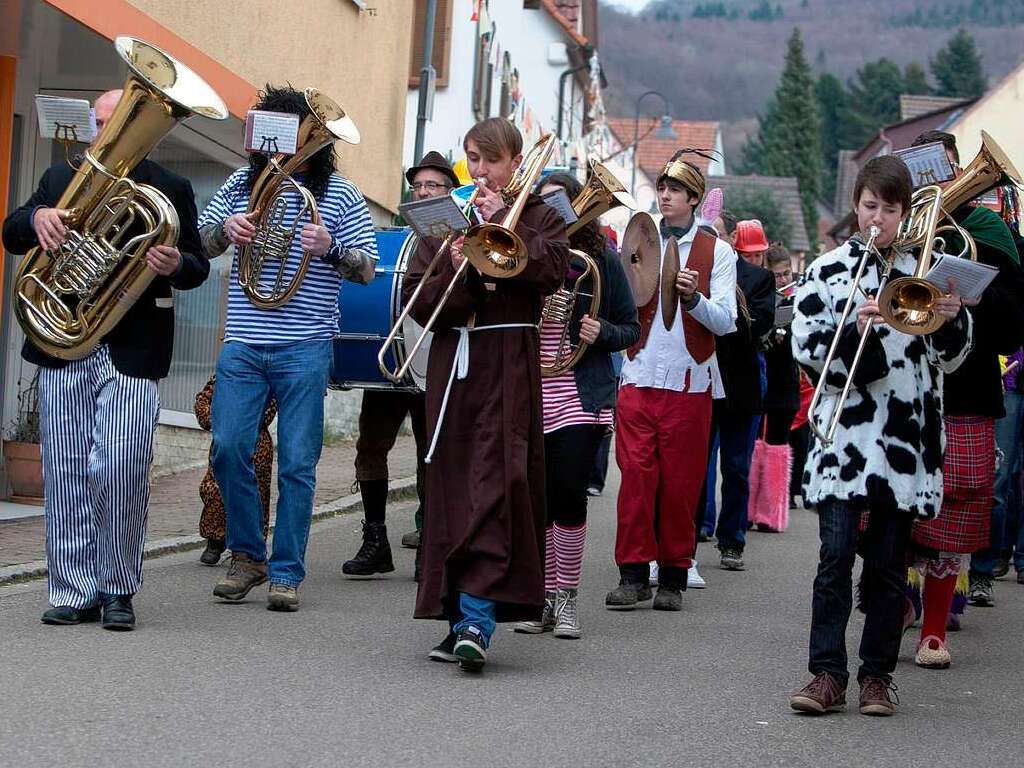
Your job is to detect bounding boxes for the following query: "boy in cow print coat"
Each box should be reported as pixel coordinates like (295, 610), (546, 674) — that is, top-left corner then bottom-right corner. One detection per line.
(787, 156), (973, 717)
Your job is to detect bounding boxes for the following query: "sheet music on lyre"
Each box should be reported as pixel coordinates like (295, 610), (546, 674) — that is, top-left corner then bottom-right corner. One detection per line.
(34, 95), (96, 142)
(399, 195), (472, 240)
(541, 188), (578, 226)
(925, 255), (998, 301)
(244, 110), (300, 155)
(893, 142), (955, 188)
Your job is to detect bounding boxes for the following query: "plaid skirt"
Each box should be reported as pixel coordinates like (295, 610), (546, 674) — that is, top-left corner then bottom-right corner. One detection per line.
(912, 415), (995, 554)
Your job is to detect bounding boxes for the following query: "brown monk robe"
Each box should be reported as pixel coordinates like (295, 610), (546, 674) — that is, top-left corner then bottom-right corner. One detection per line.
(405, 196), (569, 623)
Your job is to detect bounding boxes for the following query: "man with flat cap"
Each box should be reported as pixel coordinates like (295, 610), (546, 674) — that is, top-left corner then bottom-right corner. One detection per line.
(341, 151), (460, 576)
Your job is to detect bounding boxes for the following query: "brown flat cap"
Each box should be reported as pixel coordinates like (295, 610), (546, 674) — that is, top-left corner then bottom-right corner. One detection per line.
(405, 150), (460, 188)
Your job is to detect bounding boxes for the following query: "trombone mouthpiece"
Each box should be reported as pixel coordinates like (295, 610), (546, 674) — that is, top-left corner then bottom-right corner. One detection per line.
(868, 226), (880, 238)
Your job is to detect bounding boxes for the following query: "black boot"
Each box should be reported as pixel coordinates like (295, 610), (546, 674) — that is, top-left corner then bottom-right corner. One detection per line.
(342, 521), (395, 576)
(199, 538), (226, 566)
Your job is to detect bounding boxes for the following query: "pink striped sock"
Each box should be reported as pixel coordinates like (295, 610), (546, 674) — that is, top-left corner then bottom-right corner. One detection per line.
(544, 526), (557, 592)
(554, 522), (587, 589)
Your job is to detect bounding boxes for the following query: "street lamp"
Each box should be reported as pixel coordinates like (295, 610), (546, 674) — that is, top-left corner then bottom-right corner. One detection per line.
(630, 90), (677, 198)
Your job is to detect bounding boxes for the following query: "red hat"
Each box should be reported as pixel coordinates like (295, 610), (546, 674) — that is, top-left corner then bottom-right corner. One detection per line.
(734, 219), (769, 253)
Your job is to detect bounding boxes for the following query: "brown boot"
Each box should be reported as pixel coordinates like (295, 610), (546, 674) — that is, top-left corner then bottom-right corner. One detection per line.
(858, 676), (898, 716)
(213, 553), (267, 601)
(789, 672), (847, 714)
(266, 583), (299, 612)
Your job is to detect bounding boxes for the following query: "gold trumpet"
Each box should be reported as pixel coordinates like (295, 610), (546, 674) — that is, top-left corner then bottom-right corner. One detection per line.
(14, 36), (228, 360)
(237, 89), (360, 309)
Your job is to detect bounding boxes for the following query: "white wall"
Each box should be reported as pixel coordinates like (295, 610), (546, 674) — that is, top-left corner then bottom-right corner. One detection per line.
(404, 0), (586, 169)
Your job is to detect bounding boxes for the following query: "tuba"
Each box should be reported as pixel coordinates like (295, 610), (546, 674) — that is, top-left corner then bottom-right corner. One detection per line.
(540, 160), (637, 376)
(879, 131), (1021, 335)
(237, 89), (360, 309)
(14, 37), (228, 360)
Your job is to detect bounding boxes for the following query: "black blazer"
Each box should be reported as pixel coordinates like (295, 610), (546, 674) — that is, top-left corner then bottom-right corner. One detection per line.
(716, 257), (775, 415)
(2, 159), (209, 380)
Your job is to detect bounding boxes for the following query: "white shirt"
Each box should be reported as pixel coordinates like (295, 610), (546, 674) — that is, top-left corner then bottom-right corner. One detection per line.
(619, 217), (737, 396)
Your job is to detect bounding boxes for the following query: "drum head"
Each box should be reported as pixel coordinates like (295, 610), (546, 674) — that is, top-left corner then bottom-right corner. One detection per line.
(660, 237), (680, 330)
(394, 233), (432, 391)
(620, 212), (661, 307)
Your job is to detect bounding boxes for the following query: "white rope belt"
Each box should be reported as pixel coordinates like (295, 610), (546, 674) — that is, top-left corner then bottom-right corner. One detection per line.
(425, 323), (537, 464)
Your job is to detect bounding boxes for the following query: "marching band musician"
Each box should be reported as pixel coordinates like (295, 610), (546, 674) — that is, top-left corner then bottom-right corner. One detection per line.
(512, 173), (639, 641)
(405, 118), (569, 672)
(789, 155), (972, 717)
(199, 85), (377, 612)
(2, 89), (209, 630)
(341, 152), (459, 577)
(606, 151), (738, 613)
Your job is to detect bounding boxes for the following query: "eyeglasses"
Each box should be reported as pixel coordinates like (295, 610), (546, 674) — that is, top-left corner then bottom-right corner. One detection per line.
(411, 181), (451, 192)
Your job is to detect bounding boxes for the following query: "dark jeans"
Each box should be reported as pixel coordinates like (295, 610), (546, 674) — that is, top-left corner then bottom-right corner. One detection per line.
(714, 407), (758, 552)
(764, 408), (796, 446)
(809, 500), (913, 684)
(546, 424), (607, 527)
(790, 424), (810, 500)
(588, 428), (613, 493)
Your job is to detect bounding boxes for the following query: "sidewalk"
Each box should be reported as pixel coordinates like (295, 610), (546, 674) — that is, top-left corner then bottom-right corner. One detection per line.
(0, 434), (420, 582)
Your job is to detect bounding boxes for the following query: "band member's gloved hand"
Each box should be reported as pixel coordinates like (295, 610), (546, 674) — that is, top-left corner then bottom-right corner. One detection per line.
(32, 207), (72, 251)
(300, 223), (331, 256)
(146, 245), (182, 276)
(579, 316), (601, 344)
(224, 212), (257, 246)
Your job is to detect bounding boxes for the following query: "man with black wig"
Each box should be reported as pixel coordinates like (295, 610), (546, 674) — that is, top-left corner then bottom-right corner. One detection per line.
(198, 85), (377, 612)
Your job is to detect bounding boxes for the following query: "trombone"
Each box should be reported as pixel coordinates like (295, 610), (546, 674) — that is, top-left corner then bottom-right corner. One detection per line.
(377, 133), (557, 383)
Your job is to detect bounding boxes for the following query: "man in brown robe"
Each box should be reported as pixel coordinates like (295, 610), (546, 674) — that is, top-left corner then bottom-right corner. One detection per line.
(402, 118), (569, 672)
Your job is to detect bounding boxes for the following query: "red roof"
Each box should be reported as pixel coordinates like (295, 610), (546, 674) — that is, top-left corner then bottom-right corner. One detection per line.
(607, 117), (720, 178)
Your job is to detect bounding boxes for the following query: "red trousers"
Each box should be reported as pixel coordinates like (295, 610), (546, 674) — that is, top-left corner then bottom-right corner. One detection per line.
(614, 384), (713, 569)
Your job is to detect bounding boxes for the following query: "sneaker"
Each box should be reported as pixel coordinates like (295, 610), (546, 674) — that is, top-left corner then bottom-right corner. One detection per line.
(604, 582), (653, 611)
(687, 561), (706, 589)
(453, 627), (487, 672)
(266, 583), (299, 612)
(213, 553), (268, 601)
(858, 676), (898, 716)
(914, 636), (951, 669)
(428, 632), (457, 663)
(719, 547), (745, 571)
(553, 588), (581, 639)
(993, 558), (1010, 579)
(342, 521), (396, 576)
(586, 486), (602, 497)
(652, 586), (683, 611)
(969, 576), (995, 607)
(648, 561), (659, 586)
(514, 591), (556, 634)
(789, 672), (847, 714)
(400, 529), (421, 549)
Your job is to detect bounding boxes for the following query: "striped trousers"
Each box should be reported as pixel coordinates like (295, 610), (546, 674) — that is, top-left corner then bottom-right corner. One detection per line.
(38, 345), (160, 608)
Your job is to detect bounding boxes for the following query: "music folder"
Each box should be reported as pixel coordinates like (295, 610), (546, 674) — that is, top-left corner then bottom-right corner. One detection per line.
(399, 195), (472, 240)
(925, 255), (998, 301)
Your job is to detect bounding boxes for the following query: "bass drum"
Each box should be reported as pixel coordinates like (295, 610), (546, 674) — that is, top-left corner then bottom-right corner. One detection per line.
(330, 228), (431, 391)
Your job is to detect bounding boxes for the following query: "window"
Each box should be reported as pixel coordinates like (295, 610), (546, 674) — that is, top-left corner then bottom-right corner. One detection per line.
(472, 16), (495, 120)
(498, 52), (513, 118)
(408, 0), (454, 88)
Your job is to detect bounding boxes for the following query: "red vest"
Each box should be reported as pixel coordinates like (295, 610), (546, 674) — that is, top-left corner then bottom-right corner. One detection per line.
(626, 228), (717, 362)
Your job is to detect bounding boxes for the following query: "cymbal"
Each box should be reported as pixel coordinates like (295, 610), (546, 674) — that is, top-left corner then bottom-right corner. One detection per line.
(619, 212), (661, 307)
(661, 236), (680, 330)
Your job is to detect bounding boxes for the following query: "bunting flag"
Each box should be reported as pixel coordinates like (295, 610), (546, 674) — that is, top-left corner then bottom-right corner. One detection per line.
(470, 0), (483, 22)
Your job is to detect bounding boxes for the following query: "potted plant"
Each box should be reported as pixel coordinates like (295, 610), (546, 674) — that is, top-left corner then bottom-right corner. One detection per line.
(3, 371), (43, 504)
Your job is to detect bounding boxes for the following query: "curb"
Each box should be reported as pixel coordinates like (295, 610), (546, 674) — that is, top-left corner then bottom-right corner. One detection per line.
(0, 476), (418, 587)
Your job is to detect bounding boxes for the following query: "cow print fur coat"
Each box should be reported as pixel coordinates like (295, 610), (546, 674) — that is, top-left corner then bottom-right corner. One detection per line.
(791, 236), (973, 519)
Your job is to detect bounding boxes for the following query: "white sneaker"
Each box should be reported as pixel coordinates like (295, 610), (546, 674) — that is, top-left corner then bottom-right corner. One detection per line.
(687, 561), (706, 589)
(513, 590), (556, 633)
(648, 561), (659, 586)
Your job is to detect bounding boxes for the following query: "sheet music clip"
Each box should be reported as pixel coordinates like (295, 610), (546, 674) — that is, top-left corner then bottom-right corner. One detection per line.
(245, 110), (300, 155)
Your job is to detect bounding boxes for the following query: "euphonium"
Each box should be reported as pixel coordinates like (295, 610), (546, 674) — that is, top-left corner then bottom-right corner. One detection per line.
(14, 37), (228, 360)
(879, 131), (1021, 335)
(237, 89), (360, 309)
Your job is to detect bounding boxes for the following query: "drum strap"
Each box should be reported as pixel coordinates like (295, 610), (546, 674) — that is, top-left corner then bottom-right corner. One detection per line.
(425, 322), (538, 464)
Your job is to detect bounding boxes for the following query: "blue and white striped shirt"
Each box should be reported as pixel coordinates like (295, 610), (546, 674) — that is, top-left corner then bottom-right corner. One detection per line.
(199, 168), (377, 344)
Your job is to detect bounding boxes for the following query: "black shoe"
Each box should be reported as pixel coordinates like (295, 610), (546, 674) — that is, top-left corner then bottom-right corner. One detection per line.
(453, 627), (487, 672)
(101, 595), (136, 631)
(652, 586), (683, 611)
(429, 632), (457, 663)
(199, 538), (226, 566)
(719, 547), (746, 571)
(604, 582), (653, 610)
(342, 521), (396, 576)
(41, 605), (101, 625)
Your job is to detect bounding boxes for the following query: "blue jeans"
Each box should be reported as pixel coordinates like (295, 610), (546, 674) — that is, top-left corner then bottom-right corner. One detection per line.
(714, 409), (759, 551)
(809, 501), (913, 683)
(702, 431), (720, 536)
(212, 339), (331, 587)
(972, 390), (1024, 576)
(451, 592), (497, 647)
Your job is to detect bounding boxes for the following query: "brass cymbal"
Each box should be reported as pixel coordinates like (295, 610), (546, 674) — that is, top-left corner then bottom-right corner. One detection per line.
(661, 236), (680, 330)
(619, 211), (661, 307)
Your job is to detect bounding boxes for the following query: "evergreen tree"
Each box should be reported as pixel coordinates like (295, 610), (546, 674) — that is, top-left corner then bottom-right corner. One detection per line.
(931, 28), (988, 98)
(815, 73), (845, 202)
(903, 62), (932, 95)
(728, 188), (793, 248)
(842, 58), (903, 148)
(741, 29), (821, 247)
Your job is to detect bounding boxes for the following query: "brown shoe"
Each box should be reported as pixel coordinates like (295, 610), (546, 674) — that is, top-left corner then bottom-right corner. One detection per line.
(789, 672), (847, 714)
(267, 583), (299, 612)
(213, 553), (268, 601)
(858, 676), (898, 716)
